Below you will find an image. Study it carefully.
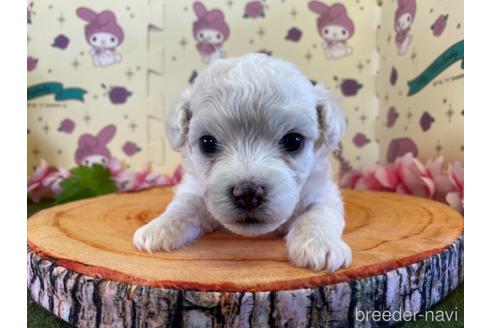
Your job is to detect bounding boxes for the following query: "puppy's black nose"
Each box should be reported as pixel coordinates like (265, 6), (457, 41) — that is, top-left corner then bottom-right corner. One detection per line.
(231, 181), (265, 210)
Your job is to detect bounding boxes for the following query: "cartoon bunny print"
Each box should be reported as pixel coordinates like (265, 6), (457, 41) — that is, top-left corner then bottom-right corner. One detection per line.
(192, 1), (230, 65)
(394, 0), (416, 56)
(76, 7), (124, 67)
(75, 125), (116, 166)
(308, 1), (354, 60)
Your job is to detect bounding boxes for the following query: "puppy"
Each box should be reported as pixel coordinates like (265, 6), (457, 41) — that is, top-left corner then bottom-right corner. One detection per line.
(133, 54), (352, 272)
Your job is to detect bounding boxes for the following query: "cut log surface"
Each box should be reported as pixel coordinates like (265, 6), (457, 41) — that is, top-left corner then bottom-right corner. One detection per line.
(28, 188), (464, 327)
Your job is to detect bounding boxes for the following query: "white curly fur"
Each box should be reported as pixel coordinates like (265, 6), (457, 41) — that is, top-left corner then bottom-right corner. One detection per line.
(133, 54), (352, 272)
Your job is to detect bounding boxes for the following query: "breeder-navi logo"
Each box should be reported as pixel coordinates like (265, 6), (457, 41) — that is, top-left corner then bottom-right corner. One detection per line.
(355, 307), (459, 323)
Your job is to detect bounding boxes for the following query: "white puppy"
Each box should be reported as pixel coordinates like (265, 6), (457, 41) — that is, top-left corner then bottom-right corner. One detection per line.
(133, 54), (352, 272)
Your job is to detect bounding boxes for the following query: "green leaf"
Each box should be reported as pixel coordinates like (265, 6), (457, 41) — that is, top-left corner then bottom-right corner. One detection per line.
(55, 164), (117, 204)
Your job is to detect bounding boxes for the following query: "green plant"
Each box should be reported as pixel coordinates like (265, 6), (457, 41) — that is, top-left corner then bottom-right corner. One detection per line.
(55, 164), (116, 204)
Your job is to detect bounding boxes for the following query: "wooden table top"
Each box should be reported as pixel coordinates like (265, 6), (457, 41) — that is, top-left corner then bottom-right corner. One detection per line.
(27, 187), (463, 292)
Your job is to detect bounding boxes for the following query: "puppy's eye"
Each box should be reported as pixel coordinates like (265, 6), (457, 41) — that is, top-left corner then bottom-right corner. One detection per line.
(199, 135), (219, 154)
(280, 133), (305, 153)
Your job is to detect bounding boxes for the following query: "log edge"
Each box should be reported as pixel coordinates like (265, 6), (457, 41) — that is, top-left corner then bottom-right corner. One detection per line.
(27, 234), (463, 327)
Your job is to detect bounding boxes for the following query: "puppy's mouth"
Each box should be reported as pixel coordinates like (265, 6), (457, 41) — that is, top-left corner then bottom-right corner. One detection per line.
(235, 217), (263, 225)
(223, 215), (281, 237)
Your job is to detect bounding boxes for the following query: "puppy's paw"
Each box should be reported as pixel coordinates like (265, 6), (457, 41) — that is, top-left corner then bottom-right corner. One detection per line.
(133, 217), (191, 253)
(287, 234), (352, 272)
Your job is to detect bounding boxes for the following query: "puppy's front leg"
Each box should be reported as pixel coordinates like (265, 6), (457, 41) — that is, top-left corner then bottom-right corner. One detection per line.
(133, 177), (216, 253)
(286, 204), (352, 272)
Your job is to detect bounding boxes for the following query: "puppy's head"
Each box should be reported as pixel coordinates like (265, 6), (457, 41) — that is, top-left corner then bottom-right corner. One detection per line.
(166, 54), (345, 236)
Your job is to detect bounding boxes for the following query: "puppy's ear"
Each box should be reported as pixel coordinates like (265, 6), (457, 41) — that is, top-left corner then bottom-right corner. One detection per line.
(165, 87), (193, 151)
(313, 82), (346, 150)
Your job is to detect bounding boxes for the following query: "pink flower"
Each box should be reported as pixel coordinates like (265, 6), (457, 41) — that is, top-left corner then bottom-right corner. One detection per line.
(112, 163), (183, 192)
(342, 153), (440, 198)
(27, 160), (70, 201)
(28, 160), (56, 202)
(446, 161), (464, 213)
(347, 168), (377, 190)
(344, 166), (398, 191)
(107, 157), (133, 191)
(169, 165), (183, 185)
(44, 168), (71, 195)
(28, 157), (184, 200)
(112, 168), (134, 192)
(342, 152), (464, 213)
(131, 163), (169, 191)
(413, 156), (454, 202)
(107, 157), (124, 176)
(394, 153), (430, 197)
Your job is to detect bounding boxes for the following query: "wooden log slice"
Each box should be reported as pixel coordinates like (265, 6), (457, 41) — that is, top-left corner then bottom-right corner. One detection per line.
(27, 188), (463, 327)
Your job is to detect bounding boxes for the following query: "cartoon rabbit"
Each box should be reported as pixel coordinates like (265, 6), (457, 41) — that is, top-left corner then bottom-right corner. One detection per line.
(394, 0), (416, 56)
(75, 125), (116, 166)
(308, 1), (354, 60)
(192, 1), (230, 65)
(76, 7), (124, 67)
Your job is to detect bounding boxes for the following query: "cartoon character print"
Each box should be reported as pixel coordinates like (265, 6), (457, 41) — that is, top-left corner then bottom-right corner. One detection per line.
(75, 125), (116, 166)
(394, 0), (416, 56)
(308, 1), (354, 60)
(192, 1), (230, 65)
(76, 7), (124, 67)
